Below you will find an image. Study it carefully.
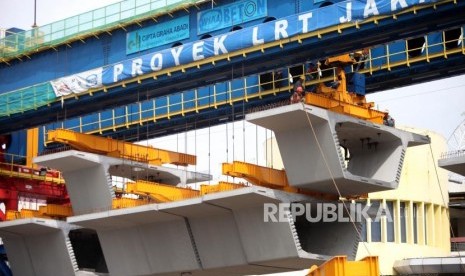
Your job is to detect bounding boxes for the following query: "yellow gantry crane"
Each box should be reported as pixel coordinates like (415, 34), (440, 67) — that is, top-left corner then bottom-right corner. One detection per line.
(47, 129), (196, 166)
(303, 53), (386, 124)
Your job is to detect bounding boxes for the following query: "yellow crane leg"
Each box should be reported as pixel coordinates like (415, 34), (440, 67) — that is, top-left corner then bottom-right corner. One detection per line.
(26, 127), (39, 168)
(125, 180), (200, 202)
(307, 256), (379, 276)
(47, 129), (196, 166)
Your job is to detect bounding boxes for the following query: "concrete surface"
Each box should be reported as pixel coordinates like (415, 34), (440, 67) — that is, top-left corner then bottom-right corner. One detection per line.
(0, 218), (79, 276)
(34, 150), (211, 214)
(68, 187), (357, 276)
(438, 154), (465, 177)
(246, 104), (430, 196)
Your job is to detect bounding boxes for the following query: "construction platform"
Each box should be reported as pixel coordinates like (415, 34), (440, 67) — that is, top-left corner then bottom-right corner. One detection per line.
(246, 103), (430, 196)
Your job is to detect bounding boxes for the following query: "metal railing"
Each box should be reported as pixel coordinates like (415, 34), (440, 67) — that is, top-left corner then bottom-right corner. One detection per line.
(0, 152), (64, 183)
(2, 26), (463, 118)
(440, 149), (465, 160)
(40, 64), (340, 140)
(0, 0), (208, 60)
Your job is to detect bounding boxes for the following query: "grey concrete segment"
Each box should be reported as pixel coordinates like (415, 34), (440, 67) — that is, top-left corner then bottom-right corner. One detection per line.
(204, 187), (328, 269)
(394, 257), (465, 274)
(34, 150), (211, 214)
(68, 186), (356, 275)
(69, 204), (200, 276)
(439, 155), (465, 176)
(159, 198), (247, 270)
(34, 151), (116, 215)
(246, 104), (430, 196)
(0, 218), (79, 276)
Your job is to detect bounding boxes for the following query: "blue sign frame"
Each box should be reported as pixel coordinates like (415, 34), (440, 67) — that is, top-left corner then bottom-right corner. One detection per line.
(197, 0), (268, 35)
(126, 16), (190, 55)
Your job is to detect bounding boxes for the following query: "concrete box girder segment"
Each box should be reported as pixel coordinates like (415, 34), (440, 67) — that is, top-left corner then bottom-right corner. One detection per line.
(246, 104), (430, 196)
(69, 204), (199, 276)
(34, 150), (211, 215)
(0, 218), (79, 276)
(68, 186), (359, 275)
(438, 153), (465, 176)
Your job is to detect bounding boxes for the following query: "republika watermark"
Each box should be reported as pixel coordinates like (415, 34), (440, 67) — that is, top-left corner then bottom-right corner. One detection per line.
(264, 202), (393, 223)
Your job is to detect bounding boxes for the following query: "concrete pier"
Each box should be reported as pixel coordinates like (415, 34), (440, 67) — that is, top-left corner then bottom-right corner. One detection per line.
(247, 104), (430, 196)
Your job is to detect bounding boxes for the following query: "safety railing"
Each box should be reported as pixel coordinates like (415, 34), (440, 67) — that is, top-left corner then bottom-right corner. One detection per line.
(451, 237), (465, 252)
(0, 82), (56, 117)
(440, 149), (465, 160)
(2, 25), (463, 119)
(0, 0), (209, 60)
(41, 64), (340, 140)
(348, 26), (465, 75)
(0, 153), (64, 183)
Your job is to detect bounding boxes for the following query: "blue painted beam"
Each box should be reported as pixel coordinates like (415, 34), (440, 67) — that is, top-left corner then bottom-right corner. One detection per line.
(0, 0), (464, 135)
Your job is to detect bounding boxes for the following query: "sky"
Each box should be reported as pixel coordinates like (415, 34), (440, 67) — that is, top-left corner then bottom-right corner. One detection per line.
(1, 1), (464, 275)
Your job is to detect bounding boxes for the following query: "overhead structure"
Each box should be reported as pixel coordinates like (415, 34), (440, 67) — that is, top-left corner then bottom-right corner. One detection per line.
(47, 129), (196, 166)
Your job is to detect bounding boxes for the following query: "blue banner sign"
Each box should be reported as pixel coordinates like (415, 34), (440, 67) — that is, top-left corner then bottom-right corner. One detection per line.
(126, 16), (190, 54)
(50, 0), (440, 96)
(197, 0), (268, 35)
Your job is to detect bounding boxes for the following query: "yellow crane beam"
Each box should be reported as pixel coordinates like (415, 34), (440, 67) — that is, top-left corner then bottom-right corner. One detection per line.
(222, 161), (289, 188)
(125, 180), (200, 202)
(47, 129), (196, 166)
(6, 204), (73, 220)
(222, 161), (338, 200)
(112, 198), (150, 209)
(200, 181), (247, 195)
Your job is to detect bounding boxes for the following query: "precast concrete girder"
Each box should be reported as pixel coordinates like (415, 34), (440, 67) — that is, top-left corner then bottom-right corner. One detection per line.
(68, 186), (360, 275)
(438, 154), (465, 177)
(34, 150), (211, 215)
(246, 104), (430, 196)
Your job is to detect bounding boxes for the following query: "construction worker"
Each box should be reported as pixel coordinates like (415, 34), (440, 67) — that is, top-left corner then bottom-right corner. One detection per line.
(383, 110), (395, 127)
(290, 76), (305, 104)
(290, 86), (304, 103)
